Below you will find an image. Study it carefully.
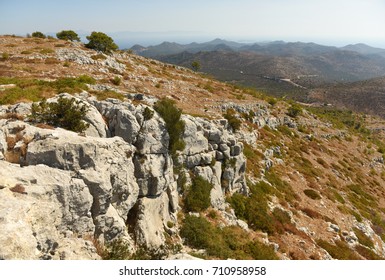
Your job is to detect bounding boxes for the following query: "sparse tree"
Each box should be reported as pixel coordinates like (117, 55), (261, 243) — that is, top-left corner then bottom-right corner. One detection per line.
(191, 61), (201, 72)
(56, 30), (80, 42)
(31, 31), (46, 39)
(85, 31), (118, 54)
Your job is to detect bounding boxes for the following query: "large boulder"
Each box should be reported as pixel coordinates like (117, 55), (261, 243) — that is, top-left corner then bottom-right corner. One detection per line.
(0, 161), (99, 260)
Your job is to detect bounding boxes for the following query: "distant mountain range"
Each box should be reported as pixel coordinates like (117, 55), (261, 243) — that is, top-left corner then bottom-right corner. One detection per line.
(130, 39), (385, 90)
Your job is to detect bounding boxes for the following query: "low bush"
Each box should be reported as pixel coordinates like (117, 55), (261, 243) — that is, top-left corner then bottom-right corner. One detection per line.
(287, 104), (302, 118)
(223, 108), (241, 131)
(353, 227), (374, 249)
(30, 96), (89, 132)
(143, 107), (154, 121)
(154, 98), (185, 154)
(316, 239), (360, 260)
(304, 189), (321, 200)
(180, 215), (279, 260)
(184, 176), (213, 212)
(111, 76), (121, 86)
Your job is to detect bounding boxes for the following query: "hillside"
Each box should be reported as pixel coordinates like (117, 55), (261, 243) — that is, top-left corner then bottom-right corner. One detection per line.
(309, 77), (385, 118)
(2, 35), (385, 260)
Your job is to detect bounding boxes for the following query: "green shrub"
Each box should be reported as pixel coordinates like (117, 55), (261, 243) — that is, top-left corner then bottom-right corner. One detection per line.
(85, 31), (118, 54)
(304, 189), (321, 200)
(223, 108), (241, 131)
(1, 52), (9, 60)
(353, 227), (374, 249)
(31, 31), (46, 39)
(316, 239), (360, 260)
(184, 176), (213, 212)
(102, 238), (131, 260)
(287, 104), (302, 118)
(355, 245), (382, 260)
(111, 76), (121, 86)
(56, 30), (80, 42)
(30, 96), (90, 132)
(143, 107), (154, 121)
(154, 98), (185, 154)
(180, 215), (279, 260)
(180, 215), (215, 249)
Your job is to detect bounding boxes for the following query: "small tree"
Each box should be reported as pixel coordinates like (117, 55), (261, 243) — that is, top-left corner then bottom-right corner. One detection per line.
(191, 61), (200, 72)
(56, 30), (80, 42)
(31, 31), (46, 39)
(85, 31), (118, 54)
(30, 97), (89, 132)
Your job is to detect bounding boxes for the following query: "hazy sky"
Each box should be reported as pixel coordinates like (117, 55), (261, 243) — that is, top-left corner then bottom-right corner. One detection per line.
(1, 0), (384, 47)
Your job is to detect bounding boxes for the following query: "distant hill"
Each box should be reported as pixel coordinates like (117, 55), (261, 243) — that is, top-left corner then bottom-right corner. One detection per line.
(132, 40), (385, 92)
(341, 43), (385, 58)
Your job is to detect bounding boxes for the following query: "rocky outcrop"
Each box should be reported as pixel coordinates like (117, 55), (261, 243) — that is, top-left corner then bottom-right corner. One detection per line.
(0, 93), (247, 259)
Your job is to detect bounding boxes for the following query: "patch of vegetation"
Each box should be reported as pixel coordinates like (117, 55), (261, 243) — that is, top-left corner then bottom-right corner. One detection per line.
(0, 76), (95, 105)
(143, 107), (154, 121)
(91, 53), (107, 60)
(316, 239), (360, 260)
(307, 107), (371, 136)
(154, 98), (185, 154)
(287, 104), (302, 118)
(223, 108), (241, 131)
(184, 176), (213, 213)
(242, 143), (263, 175)
(1, 52), (10, 60)
(353, 227), (374, 249)
(30, 96), (90, 132)
(111, 76), (121, 86)
(355, 245), (382, 260)
(180, 215), (278, 260)
(40, 48), (54, 54)
(90, 90), (124, 101)
(304, 189), (321, 200)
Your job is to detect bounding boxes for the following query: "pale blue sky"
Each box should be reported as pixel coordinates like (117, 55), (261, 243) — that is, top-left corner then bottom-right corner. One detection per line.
(1, 0), (384, 47)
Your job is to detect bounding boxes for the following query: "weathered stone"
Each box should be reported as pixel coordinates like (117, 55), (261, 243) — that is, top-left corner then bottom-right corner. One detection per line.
(0, 161), (99, 260)
(182, 115), (209, 156)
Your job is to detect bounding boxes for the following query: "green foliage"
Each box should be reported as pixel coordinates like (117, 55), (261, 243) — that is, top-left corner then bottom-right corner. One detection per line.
(30, 96), (90, 132)
(355, 245), (382, 260)
(111, 76), (121, 85)
(102, 239), (131, 260)
(287, 104), (302, 118)
(143, 107), (154, 121)
(303, 189), (321, 200)
(223, 108), (241, 131)
(184, 176), (213, 212)
(31, 31), (46, 39)
(0, 76), (95, 105)
(1, 52), (9, 60)
(180, 215), (214, 250)
(154, 98), (185, 154)
(85, 31), (118, 54)
(316, 239), (360, 260)
(180, 215), (279, 260)
(353, 227), (374, 249)
(191, 61), (201, 72)
(56, 30), (80, 42)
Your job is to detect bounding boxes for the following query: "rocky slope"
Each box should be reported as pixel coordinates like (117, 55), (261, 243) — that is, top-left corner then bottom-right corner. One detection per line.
(2, 35), (385, 260)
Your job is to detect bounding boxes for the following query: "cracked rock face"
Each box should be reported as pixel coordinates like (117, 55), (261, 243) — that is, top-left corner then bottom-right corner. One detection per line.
(0, 94), (247, 259)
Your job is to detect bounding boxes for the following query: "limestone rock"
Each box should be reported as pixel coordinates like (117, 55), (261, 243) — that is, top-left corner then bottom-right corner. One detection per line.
(0, 161), (99, 260)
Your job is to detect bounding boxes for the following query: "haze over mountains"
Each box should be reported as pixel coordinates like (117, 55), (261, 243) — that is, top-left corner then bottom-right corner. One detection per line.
(131, 39), (385, 84)
(131, 39), (385, 116)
